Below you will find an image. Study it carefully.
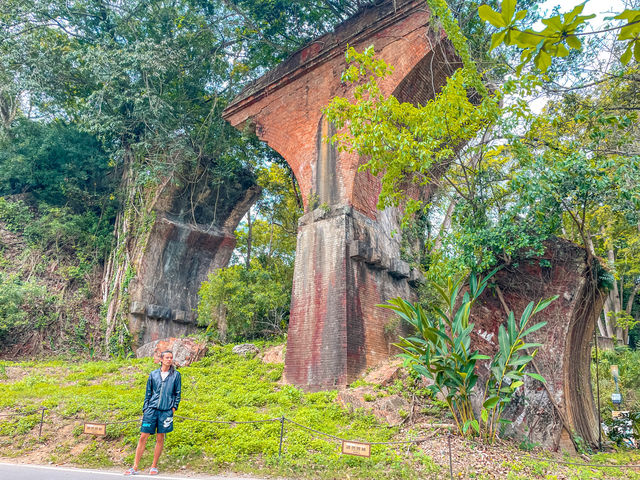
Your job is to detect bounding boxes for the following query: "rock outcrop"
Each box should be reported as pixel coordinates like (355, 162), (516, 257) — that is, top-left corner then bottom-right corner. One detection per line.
(136, 337), (208, 367)
(127, 166), (261, 345)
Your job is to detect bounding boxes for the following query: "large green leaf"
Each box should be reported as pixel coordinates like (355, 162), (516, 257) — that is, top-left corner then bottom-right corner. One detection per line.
(520, 321), (547, 338)
(509, 355), (534, 367)
(519, 301), (536, 329)
(526, 372), (546, 383)
(508, 311), (516, 342)
(532, 295), (559, 315)
(501, 0), (517, 25)
(478, 4), (507, 28)
(483, 396), (500, 409)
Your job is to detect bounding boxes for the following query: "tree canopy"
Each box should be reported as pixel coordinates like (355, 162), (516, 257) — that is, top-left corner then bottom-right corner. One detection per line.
(325, 0), (640, 343)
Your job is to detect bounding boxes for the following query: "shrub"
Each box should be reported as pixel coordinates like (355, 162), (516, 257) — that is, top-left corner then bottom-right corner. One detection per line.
(385, 270), (555, 442)
(0, 274), (56, 345)
(198, 261), (292, 342)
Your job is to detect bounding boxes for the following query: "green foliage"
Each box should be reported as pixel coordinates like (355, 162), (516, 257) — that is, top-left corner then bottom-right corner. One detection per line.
(592, 347), (640, 420)
(385, 270), (554, 441)
(480, 295), (557, 443)
(0, 197), (114, 264)
(198, 161), (301, 343)
(324, 45), (500, 217)
(0, 119), (113, 212)
(385, 271), (495, 436)
(0, 273), (56, 346)
(479, 1), (640, 72)
(234, 163), (302, 265)
(198, 261), (292, 342)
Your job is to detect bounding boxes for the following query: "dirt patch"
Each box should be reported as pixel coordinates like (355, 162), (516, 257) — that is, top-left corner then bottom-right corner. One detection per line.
(0, 366), (28, 383)
(262, 344), (285, 364)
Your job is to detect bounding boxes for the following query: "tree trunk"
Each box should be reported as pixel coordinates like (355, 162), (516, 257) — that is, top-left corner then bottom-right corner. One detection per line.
(597, 312), (607, 338)
(268, 212), (274, 259)
(606, 247), (625, 342)
(0, 89), (19, 132)
(216, 303), (228, 343)
(433, 198), (456, 252)
(602, 300), (616, 339)
(626, 283), (640, 316)
(245, 209), (252, 269)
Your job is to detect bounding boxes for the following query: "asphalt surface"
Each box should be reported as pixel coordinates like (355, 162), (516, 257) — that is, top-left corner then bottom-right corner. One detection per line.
(0, 463), (267, 480)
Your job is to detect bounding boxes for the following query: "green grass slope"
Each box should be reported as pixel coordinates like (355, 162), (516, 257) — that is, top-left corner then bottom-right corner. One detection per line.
(0, 343), (435, 479)
(1, 342), (640, 480)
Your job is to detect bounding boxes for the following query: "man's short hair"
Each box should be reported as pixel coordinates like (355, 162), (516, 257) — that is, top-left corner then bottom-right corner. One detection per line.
(160, 350), (173, 359)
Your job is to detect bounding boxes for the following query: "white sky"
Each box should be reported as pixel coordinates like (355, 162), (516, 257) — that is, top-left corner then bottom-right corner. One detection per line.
(538, 0), (626, 27)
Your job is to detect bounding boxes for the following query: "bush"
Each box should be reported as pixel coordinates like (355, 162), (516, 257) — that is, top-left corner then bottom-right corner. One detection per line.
(0, 118), (112, 212)
(0, 274), (56, 345)
(198, 261), (292, 342)
(592, 347), (640, 424)
(387, 270), (555, 442)
(0, 197), (114, 264)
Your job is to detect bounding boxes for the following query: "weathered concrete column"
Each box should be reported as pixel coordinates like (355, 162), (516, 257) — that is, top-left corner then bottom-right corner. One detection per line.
(128, 169), (261, 345)
(287, 205), (423, 389)
(224, 0), (458, 389)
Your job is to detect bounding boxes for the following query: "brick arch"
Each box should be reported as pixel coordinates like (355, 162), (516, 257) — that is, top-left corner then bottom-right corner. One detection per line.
(223, 0), (606, 452)
(223, 0), (448, 390)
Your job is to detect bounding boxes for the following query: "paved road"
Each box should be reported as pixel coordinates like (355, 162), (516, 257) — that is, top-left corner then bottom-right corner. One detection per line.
(0, 463), (267, 480)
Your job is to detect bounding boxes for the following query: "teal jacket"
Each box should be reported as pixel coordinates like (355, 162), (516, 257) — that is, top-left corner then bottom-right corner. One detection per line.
(142, 368), (182, 412)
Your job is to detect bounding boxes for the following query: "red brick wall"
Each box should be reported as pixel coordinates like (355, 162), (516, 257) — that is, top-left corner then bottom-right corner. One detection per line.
(223, 0), (446, 216)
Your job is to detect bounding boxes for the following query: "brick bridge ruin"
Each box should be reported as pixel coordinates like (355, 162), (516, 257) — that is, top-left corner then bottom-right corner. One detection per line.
(223, 0), (458, 390)
(221, 0), (607, 450)
(125, 167), (261, 343)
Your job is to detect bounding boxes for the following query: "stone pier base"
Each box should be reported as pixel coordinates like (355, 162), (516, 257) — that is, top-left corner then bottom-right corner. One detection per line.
(284, 206), (421, 390)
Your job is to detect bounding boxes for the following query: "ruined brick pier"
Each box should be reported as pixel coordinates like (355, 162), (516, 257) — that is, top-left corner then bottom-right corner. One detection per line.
(224, 0), (457, 390)
(127, 169), (260, 344)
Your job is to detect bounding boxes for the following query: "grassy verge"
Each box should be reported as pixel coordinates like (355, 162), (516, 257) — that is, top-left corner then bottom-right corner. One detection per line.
(0, 343), (436, 479)
(1, 342), (639, 479)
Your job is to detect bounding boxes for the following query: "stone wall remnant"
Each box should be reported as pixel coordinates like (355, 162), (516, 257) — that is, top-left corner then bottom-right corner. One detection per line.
(471, 238), (606, 450)
(128, 165), (261, 345)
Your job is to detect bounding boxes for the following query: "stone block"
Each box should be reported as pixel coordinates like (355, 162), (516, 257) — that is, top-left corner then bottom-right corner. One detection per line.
(232, 343), (259, 357)
(146, 304), (171, 320)
(365, 248), (389, 270)
(173, 310), (191, 324)
(336, 387), (409, 426)
(349, 240), (371, 262)
(130, 301), (146, 315)
(135, 337), (208, 367)
(388, 259), (410, 278)
(363, 359), (404, 386)
(262, 344), (285, 364)
(408, 268), (425, 285)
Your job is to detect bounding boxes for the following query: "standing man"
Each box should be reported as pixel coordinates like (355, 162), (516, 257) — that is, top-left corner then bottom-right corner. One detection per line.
(125, 350), (182, 476)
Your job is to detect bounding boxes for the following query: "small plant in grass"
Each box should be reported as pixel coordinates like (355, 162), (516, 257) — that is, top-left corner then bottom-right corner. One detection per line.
(383, 270), (556, 442)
